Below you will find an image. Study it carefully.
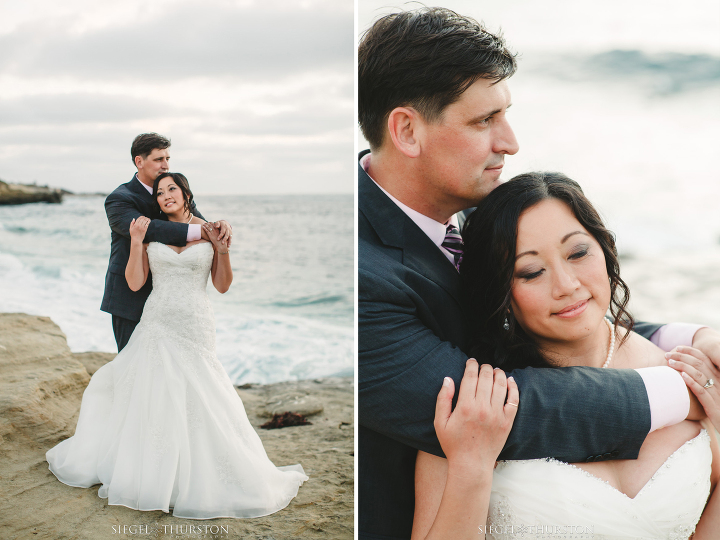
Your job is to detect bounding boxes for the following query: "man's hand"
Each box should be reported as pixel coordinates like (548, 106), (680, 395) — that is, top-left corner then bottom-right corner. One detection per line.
(203, 222), (229, 253)
(667, 345), (720, 431)
(212, 220), (233, 247)
(692, 327), (720, 370)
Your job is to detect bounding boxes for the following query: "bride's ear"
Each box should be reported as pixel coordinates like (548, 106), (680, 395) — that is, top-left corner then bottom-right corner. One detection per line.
(387, 107), (422, 158)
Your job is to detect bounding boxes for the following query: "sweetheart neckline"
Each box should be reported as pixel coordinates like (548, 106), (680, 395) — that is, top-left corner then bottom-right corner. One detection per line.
(498, 429), (708, 502)
(151, 241), (212, 255)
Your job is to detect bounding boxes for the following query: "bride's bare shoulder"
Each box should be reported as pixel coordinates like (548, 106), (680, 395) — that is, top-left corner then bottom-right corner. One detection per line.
(616, 328), (667, 368)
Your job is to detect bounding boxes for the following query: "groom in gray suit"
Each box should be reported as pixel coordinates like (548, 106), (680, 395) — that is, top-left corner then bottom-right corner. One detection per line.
(358, 8), (718, 540)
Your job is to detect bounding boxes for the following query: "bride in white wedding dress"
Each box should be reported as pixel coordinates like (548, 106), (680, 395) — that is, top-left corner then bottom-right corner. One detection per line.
(46, 172), (307, 520)
(410, 172), (720, 540)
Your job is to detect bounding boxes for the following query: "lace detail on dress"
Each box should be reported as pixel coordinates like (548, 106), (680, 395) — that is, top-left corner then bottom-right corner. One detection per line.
(185, 390), (202, 431)
(214, 452), (244, 489)
(149, 423), (170, 461)
(486, 494), (514, 540)
(670, 522), (697, 540)
(487, 430), (711, 540)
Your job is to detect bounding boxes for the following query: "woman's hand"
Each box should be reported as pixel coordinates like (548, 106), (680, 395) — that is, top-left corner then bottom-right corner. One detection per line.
(410, 360), (518, 540)
(129, 216), (150, 243)
(667, 346), (720, 430)
(203, 222), (229, 253)
(435, 359), (519, 473)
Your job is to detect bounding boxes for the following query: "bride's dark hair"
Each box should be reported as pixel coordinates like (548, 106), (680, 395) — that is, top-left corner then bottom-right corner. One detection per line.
(460, 171), (634, 370)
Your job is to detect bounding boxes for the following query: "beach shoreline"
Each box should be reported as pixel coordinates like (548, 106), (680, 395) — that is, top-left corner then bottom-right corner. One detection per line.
(0, 313), (353, 540)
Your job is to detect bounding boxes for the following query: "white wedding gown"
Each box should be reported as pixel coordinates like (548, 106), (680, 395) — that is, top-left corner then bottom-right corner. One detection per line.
(46, 241), (308, 519)
(486, 429), (711, 540)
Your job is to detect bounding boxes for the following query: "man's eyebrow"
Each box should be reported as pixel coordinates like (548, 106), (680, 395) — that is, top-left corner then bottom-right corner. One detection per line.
(562, 231), (589, 243)
(467, 103), (512, 124)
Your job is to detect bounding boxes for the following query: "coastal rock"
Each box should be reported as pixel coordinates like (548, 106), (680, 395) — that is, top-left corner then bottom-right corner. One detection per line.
(0, 179), (65, 205)
(72, 351), (116, 376)
(0, 313), (353, 540)
(263, 392), (324, 417)
(0, 313), (90, 451)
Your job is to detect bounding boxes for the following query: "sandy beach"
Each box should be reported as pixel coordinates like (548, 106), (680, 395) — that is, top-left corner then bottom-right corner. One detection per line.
(0, 313), (353, 540)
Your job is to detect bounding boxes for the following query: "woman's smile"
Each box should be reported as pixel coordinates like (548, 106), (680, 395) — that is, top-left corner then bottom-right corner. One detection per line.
(553, 298), (590, 318)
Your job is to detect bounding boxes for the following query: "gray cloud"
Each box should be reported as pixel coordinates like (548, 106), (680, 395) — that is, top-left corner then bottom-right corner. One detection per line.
(0, 1), (353, 194)
(0, 3), (352, 80)
(0, 93), (183, 125)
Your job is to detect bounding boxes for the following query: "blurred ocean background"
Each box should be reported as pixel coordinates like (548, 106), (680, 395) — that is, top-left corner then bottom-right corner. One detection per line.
(360, 0), (720, 330)
(0, 194), (353, 385)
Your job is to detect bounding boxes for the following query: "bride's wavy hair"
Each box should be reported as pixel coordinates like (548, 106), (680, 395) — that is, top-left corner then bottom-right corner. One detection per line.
(153, 172), (194, 218)
(460, 171), (634, 370)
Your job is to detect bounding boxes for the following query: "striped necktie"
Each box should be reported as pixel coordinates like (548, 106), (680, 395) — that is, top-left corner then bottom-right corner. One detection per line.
(441, 222), (464, 271)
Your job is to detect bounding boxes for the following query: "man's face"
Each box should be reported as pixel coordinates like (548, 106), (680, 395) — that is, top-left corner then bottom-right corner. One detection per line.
(136, 148), (170, 183)
(418, 78), (519, 212)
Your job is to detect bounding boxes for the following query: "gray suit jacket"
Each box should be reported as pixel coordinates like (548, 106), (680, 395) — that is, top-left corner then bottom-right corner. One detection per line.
(358, 151), (657, 540)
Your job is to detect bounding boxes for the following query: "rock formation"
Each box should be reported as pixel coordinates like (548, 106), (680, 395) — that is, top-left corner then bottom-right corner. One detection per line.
(0, 179), (65, 205)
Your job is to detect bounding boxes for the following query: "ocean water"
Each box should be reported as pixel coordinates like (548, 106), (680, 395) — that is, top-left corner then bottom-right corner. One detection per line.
(0, 194), (353, 385)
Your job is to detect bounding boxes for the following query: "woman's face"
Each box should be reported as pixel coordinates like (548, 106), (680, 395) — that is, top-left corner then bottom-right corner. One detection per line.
(156, 177), (186, 215)
(510, 198), (611, 347)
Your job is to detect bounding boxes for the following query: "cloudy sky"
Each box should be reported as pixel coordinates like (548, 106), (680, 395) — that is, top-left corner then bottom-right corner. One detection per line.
(0, 0), (353, 194)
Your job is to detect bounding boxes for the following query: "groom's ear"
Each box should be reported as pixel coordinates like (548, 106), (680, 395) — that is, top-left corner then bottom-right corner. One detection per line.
(387, 107), (422, 159)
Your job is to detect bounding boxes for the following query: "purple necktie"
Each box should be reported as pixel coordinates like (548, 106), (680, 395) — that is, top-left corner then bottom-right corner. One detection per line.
(441, 222), (464, 271)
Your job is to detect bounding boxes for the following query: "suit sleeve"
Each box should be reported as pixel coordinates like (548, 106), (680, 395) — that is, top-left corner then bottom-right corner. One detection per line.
(629, 320), (663, 341)
(105, 191), (188, 247)
(359, 266), (651, 463)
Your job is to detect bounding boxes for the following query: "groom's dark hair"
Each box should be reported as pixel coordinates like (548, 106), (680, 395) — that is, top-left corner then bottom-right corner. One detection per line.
(358, 7), (517, 150)
(131, 133), (171, 163)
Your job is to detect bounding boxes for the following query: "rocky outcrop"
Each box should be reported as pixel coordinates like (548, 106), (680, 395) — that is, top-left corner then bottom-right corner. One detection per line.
(0, 179), (65, 205)
(0, 313), (353, 539)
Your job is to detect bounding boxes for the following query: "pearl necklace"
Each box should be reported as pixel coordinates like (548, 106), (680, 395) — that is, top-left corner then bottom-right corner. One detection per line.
(186, 213), (193, 224)
(601, 318), (616, 369)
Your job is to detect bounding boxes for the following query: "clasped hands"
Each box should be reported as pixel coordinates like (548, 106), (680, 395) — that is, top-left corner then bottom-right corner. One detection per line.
(202, 220), (231, 253)
(128, 216), (232, 248)
(201, 220), (233, 248)
(667, 327), (720, 432)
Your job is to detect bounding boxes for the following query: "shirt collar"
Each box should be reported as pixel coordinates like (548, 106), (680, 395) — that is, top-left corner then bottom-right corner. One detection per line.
(360, 153), (458, 249)
(135, 173), (153, 195)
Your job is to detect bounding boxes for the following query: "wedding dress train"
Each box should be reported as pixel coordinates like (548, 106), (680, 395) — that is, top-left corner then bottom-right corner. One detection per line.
(46, 242), (308, 519)
(486, 429), (711, 539)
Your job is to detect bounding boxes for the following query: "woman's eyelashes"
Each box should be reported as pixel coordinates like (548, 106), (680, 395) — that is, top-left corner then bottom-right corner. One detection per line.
(516, 267), (544, 281)
(515, 246), (592, 281)
(568, 244), (590, 260)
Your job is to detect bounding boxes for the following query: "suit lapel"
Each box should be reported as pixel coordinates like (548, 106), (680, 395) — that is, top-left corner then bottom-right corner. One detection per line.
(358, 155), (463, 307)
